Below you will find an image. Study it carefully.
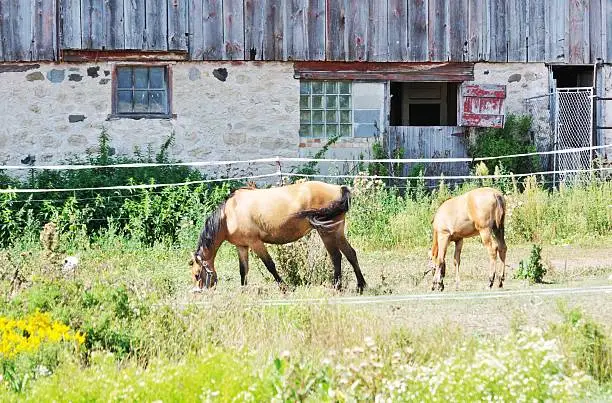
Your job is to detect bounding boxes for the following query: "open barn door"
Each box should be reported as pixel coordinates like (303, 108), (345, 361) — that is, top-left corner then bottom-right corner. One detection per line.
(459, 84), (506, 128)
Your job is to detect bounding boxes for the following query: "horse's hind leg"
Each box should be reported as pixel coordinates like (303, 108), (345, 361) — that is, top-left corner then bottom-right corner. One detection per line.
(480, 229), (498, 288)
(497, 241), (507, 288)
(237, 246), (250, 286)
(251, 242), (285, 288)
(336, 235), (366, 294)
(453, 239), (463, 291)
(318, 232), (343, 290)
(433, 234), (450, 291)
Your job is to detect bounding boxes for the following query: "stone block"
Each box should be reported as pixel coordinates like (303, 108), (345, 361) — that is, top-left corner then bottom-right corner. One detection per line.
(26, 72), (44, 81)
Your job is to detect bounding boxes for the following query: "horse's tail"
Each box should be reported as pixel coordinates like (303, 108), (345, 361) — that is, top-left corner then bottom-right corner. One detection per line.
(492, 193), (506, 243)
(295, 186), (351, 231)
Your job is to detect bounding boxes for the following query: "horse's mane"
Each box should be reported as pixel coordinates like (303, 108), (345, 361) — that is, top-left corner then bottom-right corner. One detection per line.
(194, 185), (257, 254)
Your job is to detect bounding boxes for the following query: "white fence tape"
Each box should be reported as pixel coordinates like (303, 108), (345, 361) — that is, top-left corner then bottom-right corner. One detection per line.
(1, 167), (609, 194)
(0, 173), (278, 194)
(1, 144), (610, 171)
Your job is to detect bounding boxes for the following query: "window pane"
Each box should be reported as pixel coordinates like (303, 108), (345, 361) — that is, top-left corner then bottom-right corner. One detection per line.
(149, 67), (165, 89)
(326, 110), (338, 123)
(117, 90), (133, 113)
(149, 91), (167, 114)
(300, 81), (310, 95)
(300, 110), (311, 124)
(117, 68), (132, 89)
(311, 96), (323, 109)
(327, 124), (339, 137)
(340, 110), (351, 123)
(339, 82), (351, 94)
(326, 95), (337, 109)
(299, 124), (311, 137)
(311, 81), (324, 94)
(339, 95), (351, 109)
(340, 125), (352, 136)
(325, 82), (337, 94)
(133, 90), (148, 112)
(300, 95), (310, 109)
(312, 124), (325, 137)
(134, 68), (148, 89)
(312, 110), (324, 124)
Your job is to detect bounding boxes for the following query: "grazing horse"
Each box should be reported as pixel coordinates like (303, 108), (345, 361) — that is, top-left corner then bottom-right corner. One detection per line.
(189, 181), (366, 293)
(428, 187), (507, 291)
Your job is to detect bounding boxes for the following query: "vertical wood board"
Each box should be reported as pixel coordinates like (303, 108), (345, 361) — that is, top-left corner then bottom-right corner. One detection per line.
(124, 0), (145, 49)
(32, 0), (57, 59)
(145, 0), (168, 49)
(202, 0), (224, 59)
(528, 0), (546, 61)
(104, 0), (125, 49)
(326, 0), (347, 60)
(347, 0), (368, 61)
(367, 0), (387, 61)
(387, 0), (407, 61)
(223, 0), (244, 59)
(428, 0), (448, 61)
(408, 0), (428, 61)
(506, 0), (526, 61)
(448, 0), (468, 61)
(568, 0), (589, 63)
(168, 0), (188, 50)
(263, 0), (285, 60)
(286, 0), (307, 60)
(59, 0), (82, 49)
(245, 0), (265, 59)
(489, 0), (507, 61)
(306, 0), (325, 60)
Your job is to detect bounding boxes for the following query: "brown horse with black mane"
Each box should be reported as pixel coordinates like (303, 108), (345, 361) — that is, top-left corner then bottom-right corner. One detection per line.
(428, 187), (507, 291)
(190, 181), (366, 293)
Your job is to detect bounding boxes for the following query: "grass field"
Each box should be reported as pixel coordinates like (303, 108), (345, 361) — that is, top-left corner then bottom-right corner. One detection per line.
(1, 177), (611, 401)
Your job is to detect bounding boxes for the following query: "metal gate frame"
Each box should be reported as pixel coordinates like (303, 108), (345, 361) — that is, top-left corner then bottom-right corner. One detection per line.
(553, 87), (594, 186)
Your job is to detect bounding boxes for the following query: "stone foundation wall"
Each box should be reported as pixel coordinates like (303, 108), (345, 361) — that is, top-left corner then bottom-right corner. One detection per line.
(0, 61), (299, 178)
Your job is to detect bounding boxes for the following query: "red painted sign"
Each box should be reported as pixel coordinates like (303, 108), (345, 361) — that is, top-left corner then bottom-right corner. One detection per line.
(460, 84), (506, 128)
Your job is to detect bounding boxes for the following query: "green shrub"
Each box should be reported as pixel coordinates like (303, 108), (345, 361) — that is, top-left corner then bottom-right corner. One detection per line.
(515, 244), (546, 283)
(468, 114), (540, 175)
(549, 305), (612, 384)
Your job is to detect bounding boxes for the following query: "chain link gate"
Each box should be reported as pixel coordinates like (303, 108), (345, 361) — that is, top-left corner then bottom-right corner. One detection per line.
(553, 87), (593, 185)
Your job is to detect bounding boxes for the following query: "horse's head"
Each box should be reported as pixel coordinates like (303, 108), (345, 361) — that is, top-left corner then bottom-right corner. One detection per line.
(189, 247), (218, 291)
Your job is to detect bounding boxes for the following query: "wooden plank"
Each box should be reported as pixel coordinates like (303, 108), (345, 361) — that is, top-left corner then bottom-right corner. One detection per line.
(326, 0), (347, 60)
(467, 0), (485, 61)
(588, 0), (604, 63)
(528, 0), (546, 61)
(0, 0), (9, 60)
(546, 0), (567, 62)
(387, 0), (407, 61)
(347, 0), (368, 61)
(306, 0), (325, 60)
(168, 0), (188, 50)
(448, 0), (468, 61)
(286, 0), (307, 60)
(244, 0), (264, 59)
(145, 0), (167, 49)
(568, 0), (589, 64)
(11, 0), (33, 60)
(202, 0), (223, 59)
(489, 0), (506, 61)
(59, 0), (82, 49)
(506, 0), (526, 61)
(223, 0), (244, 59)
(188, 0), (204, 58)
(81, 0), (105, 49)
(428, 0), (448, 61)
(263, 0), (285, 60)
(31, 0), (56, 59)
(603, 2), (612, 63)
(124, 0), (145, 49)
(367, 0), (387, 61)
(104, 0), (124, 49)
(408, 0), (428, 61)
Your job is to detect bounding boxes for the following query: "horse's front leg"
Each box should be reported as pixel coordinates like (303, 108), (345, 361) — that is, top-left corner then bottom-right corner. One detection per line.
(237, 246), (250, 286)
(453, 239), (464, 291)
(433, 235), (450, 291)
(251, 242), (287, 291)
(480, 229), (498, 288)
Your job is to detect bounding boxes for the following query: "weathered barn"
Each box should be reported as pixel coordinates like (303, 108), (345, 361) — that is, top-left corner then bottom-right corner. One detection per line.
(0, 0), (610, 176)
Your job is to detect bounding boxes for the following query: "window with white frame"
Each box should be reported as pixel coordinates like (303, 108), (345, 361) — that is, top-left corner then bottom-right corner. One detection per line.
(113, 65), (171, 118)
(300, 81), (352, 138)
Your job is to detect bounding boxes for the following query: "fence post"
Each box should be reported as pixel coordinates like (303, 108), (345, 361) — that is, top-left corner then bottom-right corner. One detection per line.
(275, 156), (283, 185)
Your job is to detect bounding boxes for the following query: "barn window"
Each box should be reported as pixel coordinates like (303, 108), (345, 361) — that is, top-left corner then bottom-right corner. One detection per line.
(112, 66), (171, 118)
(300, 81), (353, 138)
(390, 82), (458, 126)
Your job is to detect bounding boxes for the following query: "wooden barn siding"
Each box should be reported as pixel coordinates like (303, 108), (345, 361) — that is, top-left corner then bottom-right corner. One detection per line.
(1, 0), (610, 63)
